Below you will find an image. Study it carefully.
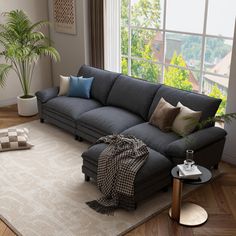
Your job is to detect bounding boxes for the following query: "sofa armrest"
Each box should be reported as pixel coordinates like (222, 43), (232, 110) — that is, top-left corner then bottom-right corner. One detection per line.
(36, 87), (59, 103)
(166, 127), (227, 158)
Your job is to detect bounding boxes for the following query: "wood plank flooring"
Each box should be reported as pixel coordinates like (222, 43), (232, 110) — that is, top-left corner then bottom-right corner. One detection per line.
(0, 104), (38, 129)
(0, 221), (16, 236)
(125, 160), (236, 236)
(0, 105), (236, 236)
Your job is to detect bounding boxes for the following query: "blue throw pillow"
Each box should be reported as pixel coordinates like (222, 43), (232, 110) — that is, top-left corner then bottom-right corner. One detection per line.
(67, 76), (81, 97)
(67, 76), (94, 99)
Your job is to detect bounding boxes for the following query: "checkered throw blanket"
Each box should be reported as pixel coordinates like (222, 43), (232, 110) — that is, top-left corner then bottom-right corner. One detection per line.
(86, 134), (149, 214)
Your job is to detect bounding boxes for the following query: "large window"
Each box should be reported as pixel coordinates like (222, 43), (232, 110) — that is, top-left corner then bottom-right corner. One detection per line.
(121, 0), (235, 115)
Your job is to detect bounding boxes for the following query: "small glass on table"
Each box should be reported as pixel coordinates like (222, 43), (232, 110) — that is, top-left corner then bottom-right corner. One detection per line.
(184, 150), (195, 171)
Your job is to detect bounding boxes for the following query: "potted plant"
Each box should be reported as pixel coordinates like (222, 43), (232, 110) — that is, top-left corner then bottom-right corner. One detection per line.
(0, 10), (60, 116)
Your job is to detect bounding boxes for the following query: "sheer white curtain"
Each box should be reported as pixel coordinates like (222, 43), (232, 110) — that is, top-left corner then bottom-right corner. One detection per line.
(104, 0), (121, 72)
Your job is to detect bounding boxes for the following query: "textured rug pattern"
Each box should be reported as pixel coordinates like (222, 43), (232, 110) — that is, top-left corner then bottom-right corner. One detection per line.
(0, 121), (218, 236)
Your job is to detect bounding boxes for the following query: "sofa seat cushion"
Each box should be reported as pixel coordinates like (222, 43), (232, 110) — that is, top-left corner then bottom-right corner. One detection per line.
(82, 144), (173, 186)
(122, 122), (180, 155)
(44, 96), (102, 121)
(77, 106), (144, 137)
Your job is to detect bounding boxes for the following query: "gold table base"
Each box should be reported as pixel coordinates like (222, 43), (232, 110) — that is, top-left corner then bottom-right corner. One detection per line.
(169, 202), (208, 226)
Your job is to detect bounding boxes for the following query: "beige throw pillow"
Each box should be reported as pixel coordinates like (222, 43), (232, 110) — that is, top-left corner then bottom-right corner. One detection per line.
(172, 102), (202, 136)
(0, 128), (33, 152)
(149, 98), (181, 132)
(58, 75), (70, 96)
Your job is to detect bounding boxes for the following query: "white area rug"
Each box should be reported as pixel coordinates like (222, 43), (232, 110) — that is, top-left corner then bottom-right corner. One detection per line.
(0, 121), (220, 236)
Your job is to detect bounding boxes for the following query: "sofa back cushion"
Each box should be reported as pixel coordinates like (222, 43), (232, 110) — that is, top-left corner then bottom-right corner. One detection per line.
(148, 85), (221, 127)
(107, 75), (160, 120)
(78, 65), (120, 104)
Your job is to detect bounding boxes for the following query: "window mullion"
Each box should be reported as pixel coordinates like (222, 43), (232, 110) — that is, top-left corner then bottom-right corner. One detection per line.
(128, 0), (132, 76)
(199, 0), (209, 93)
(161, 0), (167, 84)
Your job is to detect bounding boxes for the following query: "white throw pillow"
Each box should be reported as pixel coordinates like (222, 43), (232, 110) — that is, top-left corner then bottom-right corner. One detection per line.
(58, 75), (70, 96)
(172, 102), (202, 136)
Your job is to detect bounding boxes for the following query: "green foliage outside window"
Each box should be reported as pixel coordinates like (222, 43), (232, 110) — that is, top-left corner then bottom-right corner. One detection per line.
(131, 59), (160, 83)
(164, 52), (193, 91)
(208, 84), (227, 116)
(121, 58), (128, 75)
(121, 0), (161, 82)
(205, 38), (231, 64)
(130, 0), (161, 28)
(121, 27), (128, 55)
(120, 0), (228, 115)
(121, 0), (129, 26)
(181, 35), (230, 65)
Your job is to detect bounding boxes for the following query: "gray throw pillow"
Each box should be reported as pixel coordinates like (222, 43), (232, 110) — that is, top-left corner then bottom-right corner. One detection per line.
(149, 97), (181, 132)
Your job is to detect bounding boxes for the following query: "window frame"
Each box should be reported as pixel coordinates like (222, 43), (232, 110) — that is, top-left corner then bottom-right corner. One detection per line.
(121, 0), (234, 93)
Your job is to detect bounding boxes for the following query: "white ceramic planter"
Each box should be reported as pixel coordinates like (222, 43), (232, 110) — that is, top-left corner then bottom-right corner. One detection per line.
(17, 95), (38, 116)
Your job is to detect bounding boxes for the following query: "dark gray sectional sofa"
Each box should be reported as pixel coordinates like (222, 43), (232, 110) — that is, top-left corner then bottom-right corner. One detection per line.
(36, 65), (227, 203)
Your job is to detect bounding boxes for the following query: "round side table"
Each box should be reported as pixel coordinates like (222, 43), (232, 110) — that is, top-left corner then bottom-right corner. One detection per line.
(169, 165), (212, 226)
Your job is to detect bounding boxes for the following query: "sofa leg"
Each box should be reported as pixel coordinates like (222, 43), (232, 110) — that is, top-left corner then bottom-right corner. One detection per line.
(214, 163), (219, 170)
(85, 174), (90, 182)
(40, 118), (44, 123)
(162, 186), (168, 192)
(75, 135), (83, 142)
(78, 137), (84, 142)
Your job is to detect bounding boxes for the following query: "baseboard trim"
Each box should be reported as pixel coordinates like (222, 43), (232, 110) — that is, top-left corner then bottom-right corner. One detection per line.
(0, 97), (16, 107)
(222, 152), (236, 165)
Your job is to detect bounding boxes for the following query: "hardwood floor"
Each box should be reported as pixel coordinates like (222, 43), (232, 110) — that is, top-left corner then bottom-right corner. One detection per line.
(126, 163), (236, 236)
(0, 104), (38, 129)
(0, 105), (236, 236)
(0, 221), (16, 236)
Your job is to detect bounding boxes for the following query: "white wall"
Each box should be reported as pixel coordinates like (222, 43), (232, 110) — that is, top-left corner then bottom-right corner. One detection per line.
(0, 0), (52, 107)
(223, 20), (236, 165)
(48, 0), (90, 86)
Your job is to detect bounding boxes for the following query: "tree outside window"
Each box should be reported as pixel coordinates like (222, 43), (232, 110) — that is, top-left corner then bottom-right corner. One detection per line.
(121, 0), (234, 115)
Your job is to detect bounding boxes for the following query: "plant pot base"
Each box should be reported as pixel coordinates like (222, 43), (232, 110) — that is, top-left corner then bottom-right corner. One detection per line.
(17, 95), (38, 116)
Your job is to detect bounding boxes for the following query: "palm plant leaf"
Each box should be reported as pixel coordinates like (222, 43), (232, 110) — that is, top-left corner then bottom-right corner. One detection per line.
(29, 20), (50, 32)
(0, 29), (12, 47)
(0, 64), (12, 87)
(27, 32), (51, 48)
(4, 10), (31, 36)
(36, 46), (60, 62)
(28, 31), (47, 43)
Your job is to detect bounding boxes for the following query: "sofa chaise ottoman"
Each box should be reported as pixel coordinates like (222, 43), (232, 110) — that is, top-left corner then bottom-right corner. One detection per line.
(82, 144), (172, 203)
